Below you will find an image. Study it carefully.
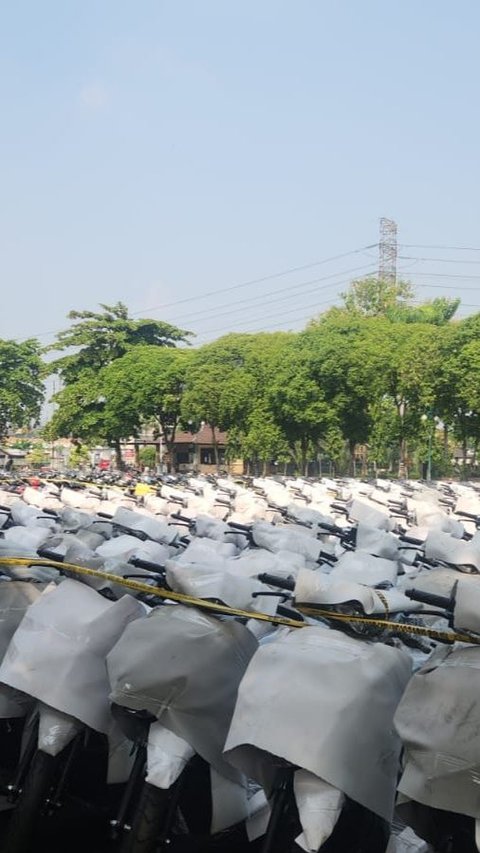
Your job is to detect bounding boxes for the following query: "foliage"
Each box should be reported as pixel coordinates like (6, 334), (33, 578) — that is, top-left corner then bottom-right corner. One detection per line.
(0, 339), (44, 439)
(101, 346), (191, 468)
(36, 288), (480, 476)
(45, 302), (191, 383)
(69, 443), (91, 468)
(341, 277), (414, 316)
(43, 303), (191, 467)
(26, 445), (49, 467)
(139, 446), (156, 468)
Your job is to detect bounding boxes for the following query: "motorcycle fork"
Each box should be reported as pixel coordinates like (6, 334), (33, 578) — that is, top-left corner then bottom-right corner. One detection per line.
(110, 741), (147, 839)
(7, 711), (39, 802)
(261, 766), (294, 853)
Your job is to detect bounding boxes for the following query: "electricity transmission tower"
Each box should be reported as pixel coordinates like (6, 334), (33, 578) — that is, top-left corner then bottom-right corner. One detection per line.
(378, 217), (397, 283)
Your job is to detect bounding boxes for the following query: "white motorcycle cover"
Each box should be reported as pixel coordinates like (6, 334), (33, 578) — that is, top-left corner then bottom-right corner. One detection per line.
(425, 530), (480, 571)
(0, 581), (44, 661)
(224, 625), (411, 821)
(108, 605), (257, 781)
(0, 579), (144, 733)
(395, 643), (480, 819)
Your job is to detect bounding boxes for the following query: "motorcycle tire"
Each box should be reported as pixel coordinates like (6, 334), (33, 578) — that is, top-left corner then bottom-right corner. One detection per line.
(3, 749), (58, 853)
(119, 781), (171, 853)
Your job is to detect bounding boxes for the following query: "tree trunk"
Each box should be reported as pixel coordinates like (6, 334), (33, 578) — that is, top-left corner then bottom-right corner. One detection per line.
(300, 437), (308, 477)
(113, 438), (124, 471)
(134, 440), (140, 468)
(211, 425), (219, 471)
(348, 440), (356, 477)
(398, 437), (407, 479)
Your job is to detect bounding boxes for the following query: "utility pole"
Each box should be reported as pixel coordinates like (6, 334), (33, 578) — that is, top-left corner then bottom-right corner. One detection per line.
(378, 217), (398, 283)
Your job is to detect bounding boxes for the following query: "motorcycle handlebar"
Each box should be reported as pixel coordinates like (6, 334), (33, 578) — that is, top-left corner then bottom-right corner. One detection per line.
(257, 573), (295, 591)
(405, 587), (451, 610)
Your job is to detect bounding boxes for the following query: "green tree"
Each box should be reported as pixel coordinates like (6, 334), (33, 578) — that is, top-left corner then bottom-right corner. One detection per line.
(436, 319), (480, 468)
(44, 304), (191, 468)
(241, 403), (290, 475)
(0, 339), (44, 439)
(302, 313), (374, 473)
(43, 371), (106, 445)
(26, 445), (49, 468)
(139, 446), (157, 469)
(341, 277), (414, 316)
(69, 443), (91, 469)
(181, 336), (256, 468)
(100, 346), (191, 471)
(267, 338), (337, 474)
(45, 302), (191, 383)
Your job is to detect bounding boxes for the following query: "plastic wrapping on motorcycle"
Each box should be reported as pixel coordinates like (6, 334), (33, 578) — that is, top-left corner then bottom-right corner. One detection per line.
(355, 523), (400, 560)
(224, 624), (411, 821)
(209, 765), (250, 834)
(146, 721), (195, 789)
(9, 499), (58, 530)
(231, 548), (307, 578)
(348, 499), (393, 531)
(331, 551), (398, 586)
(294, 568), (387, 614)
(386, 825), (433, 852)
(194, 514), (246, 549)
(411, 501), (464, 538)
(22, 485), (62, 511)
(177, 537), (238, 563)
(165, 559), (276, 614)
(107, 604), (257, 782)
(453, 579), (480, 632)
(2, 525), (51, 550)
(425, 529), (480, 571)
(0, 580), (44, 662)
(60, 507), (94, 531)
(60, 487), (102, 512)
(399, 565), (472, 600)
(294, 771), (345, 852)
(252, 522), (323, 561)
(37, 702), (83, 756)
(395, 643), (480, 819)
(0, 578), (144, 733)
(112, 506), (178, 545)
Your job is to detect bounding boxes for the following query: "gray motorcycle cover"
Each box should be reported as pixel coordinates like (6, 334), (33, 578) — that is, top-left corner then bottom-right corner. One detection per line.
(224, 625), (411, 821)
(395, 643), (480, 818)
(108, 605), (257, 781)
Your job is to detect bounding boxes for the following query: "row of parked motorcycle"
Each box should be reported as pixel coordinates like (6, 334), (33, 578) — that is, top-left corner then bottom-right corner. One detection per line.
(0, 472), (479, 852)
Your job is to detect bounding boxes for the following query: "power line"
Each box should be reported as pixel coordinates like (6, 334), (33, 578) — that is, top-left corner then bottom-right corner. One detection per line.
(195, 313), (331, 339)
(192, 293), (344, 339)
(400, 271), (480, 281)
(414, 283), (480, 291)
(399, 243), (480, 252)
(129, 244), (378, 316)
(165, 263), (377, 326)
(400, 255), (480, 265)
(23, 244), (378, 342)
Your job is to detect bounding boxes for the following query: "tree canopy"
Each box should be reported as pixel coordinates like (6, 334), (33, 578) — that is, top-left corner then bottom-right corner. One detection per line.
(45, 302), (191, 383)
(36, 280), (480, 478)
(0, 339), (44, 438)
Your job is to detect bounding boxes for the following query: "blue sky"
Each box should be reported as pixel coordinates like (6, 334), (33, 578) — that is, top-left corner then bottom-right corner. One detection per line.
(1, 1), (480, 344)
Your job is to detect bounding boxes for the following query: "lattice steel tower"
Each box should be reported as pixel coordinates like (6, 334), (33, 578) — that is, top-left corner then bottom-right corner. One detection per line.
(378, 217), (398, 283)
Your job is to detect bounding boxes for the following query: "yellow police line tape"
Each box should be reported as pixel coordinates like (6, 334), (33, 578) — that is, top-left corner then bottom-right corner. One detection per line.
(1, 556), (479, 645)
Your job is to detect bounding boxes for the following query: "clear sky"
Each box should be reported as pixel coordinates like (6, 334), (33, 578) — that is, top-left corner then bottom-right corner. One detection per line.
(1, 1), (480, 346)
